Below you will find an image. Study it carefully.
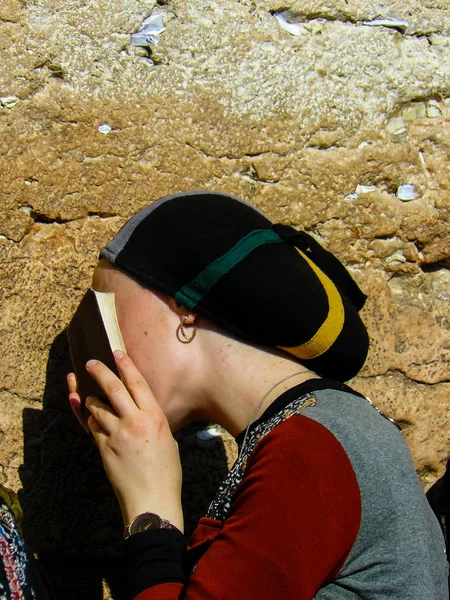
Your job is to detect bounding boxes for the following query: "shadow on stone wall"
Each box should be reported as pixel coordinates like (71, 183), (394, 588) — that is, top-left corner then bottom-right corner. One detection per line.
(18, 331), (229, 599)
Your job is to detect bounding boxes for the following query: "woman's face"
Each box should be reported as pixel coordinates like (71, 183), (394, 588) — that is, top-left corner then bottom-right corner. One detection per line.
(91, 259), (190, 428)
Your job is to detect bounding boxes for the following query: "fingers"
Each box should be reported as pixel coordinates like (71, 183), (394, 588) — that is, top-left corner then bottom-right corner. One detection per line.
(67, 372), (78, 395)
(86, 359), (135, 417)
(69, 354), (159, 438)
(113, 351), (157, 412)
(67, 373), (89, 432)
(87, 413), (109, 446)
(67, 373), (118, 436)
(69, 394), (88, 432)
(85, 396), (119, 435)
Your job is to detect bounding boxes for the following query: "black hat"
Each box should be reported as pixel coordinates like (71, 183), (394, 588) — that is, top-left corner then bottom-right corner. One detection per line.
(100, 191), (369, 381)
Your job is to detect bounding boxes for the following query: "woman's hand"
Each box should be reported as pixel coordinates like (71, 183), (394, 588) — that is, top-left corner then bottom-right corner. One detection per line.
(67, 351), (183, 532)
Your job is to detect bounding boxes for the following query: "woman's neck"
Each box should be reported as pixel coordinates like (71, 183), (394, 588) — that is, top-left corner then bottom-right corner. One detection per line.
(198, 341), (321, 437)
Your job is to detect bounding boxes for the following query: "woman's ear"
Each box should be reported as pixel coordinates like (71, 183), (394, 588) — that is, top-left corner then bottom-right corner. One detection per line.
(168, 297), (198, 325)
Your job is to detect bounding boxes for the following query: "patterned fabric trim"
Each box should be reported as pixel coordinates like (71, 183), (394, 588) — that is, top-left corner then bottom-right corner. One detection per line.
(0, 502), (36, 600)
(206, 393), (317, 521)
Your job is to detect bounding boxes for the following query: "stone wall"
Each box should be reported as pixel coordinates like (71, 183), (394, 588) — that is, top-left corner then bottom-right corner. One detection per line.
(1, 1), (449, 597)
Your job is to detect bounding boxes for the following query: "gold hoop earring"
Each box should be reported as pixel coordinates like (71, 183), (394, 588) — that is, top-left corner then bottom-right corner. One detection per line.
(179, 316), (197, 343)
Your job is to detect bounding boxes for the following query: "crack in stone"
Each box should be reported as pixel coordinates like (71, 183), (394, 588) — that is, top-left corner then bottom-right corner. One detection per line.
(0, 233), (21, 243)
(30, 210), (119, 225)
(30, 210), (80, 225)
(361, 367), (450, 385)
(419, 255), (450, 273)
(308, 216), (343, 229)
(269, 8), (359, 25)
(185, 141), (287, 161)
(0, 17), (23, 24)
(0, 213), (122, 244)
(270, 8), (439, 38)
(0, 387), (43, 403)
(305, 144), (347, 151)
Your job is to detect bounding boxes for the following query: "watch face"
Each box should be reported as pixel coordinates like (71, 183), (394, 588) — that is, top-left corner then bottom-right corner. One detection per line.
(130, 512), (163, 535)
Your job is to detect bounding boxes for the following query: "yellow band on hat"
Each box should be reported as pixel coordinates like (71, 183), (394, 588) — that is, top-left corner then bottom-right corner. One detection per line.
(278, 248), (345, 360)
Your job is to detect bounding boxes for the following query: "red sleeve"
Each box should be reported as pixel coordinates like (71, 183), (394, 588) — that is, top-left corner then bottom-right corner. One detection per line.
(135, 584), (183, 600)
(130, 415), (361, 600)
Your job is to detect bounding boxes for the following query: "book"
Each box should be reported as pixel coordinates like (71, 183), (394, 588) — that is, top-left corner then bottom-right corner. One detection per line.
(66, 288), (126, 422)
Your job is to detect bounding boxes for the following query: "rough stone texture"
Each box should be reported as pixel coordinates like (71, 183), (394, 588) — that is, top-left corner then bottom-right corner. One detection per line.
(1, 0), (449, 597)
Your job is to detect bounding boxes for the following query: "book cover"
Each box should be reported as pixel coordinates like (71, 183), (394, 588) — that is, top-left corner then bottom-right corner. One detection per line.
(66, 288), (126, 423)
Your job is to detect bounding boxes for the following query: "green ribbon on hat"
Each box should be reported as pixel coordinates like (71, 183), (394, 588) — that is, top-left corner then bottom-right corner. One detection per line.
(175, 229), (283, 309)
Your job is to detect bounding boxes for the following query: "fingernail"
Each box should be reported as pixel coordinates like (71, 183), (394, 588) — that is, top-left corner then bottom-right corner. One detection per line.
(69, 394), (81, 409)
(86, 359), (98, 369)
(114, 350), (125, 359)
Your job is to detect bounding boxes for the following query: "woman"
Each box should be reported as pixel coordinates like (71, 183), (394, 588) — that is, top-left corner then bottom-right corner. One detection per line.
(67, 191), (448, 599)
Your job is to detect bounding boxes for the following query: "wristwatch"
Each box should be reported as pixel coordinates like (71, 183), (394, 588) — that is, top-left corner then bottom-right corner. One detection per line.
(124, 512), (179, 539)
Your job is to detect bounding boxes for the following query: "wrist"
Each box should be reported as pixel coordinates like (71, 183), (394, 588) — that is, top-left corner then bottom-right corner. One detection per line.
(124, 512), (182, 539)
(121, 501), (184, 535)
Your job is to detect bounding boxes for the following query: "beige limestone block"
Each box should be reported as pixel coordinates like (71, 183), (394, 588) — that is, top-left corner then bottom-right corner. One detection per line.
(259, 0), (450, 35)
(352, 373), (450, 488)
(356, 270), (450, 383)
(0, 392), (33, 490)
(0, 218), (124, 399)
(0, 0), (26, 24)
(1, 0), (450, 595)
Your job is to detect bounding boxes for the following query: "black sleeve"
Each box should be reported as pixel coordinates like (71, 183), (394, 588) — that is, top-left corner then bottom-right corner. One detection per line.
(124, 529), (187, 599)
